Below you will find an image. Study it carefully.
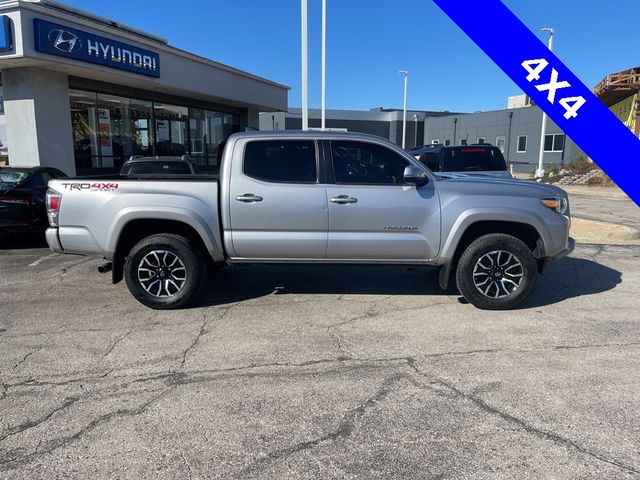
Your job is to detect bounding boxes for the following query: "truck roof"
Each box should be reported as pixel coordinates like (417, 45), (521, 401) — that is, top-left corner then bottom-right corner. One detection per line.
(230, 130), (391, 142)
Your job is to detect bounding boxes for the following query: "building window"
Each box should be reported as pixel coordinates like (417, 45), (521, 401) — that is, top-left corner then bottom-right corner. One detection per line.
(69, 89), (242, 173)
(431, 139), (440, 145)
(477, 137), (485, 144)
(444, 139), (451, 146)
(495, 136), (506, 153)
(460, 138), (468, 146)
(544, 133), (565, 152)
(517, 135), (527, 153)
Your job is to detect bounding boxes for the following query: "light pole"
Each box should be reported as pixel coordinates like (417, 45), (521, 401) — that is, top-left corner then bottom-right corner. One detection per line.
(321, 0), (326, 130)
(413, 113), (418, 148)
(399, 70), (408, 149)
(301, 0), (308, 130)
(536, 27), (554, 178)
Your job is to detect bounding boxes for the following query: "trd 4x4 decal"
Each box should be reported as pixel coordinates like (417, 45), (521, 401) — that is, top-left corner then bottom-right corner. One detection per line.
(61, 182), (119, 192)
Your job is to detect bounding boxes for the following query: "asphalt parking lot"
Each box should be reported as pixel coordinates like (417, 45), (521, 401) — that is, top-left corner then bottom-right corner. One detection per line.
(0, 240), (639, 479)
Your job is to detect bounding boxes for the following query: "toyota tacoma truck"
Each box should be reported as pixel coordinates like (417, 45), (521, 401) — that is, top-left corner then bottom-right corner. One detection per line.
(45, 131), (574, 310)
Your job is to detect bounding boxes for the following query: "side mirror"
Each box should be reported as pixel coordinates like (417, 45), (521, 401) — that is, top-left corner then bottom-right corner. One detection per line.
(403, 166), (428, 186)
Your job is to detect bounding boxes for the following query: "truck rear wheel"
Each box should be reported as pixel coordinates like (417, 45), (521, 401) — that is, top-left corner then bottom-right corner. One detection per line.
(455, 233), (537, 310)
(124, 234), (205, 309)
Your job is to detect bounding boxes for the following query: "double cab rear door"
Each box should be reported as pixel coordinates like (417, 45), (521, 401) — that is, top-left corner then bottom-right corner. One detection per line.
(227, 137), (440, 262)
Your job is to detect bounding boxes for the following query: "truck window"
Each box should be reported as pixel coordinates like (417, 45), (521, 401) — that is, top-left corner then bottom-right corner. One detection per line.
(243, 140), (317, 183)
(331, 141), (409, 185)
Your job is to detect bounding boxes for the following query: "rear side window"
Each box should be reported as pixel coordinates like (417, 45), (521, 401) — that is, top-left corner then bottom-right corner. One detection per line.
(443, 147), (507, 172)
(244, 140), (317, 183)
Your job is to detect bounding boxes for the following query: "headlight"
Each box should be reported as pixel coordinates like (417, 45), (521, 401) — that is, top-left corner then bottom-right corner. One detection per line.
(541, 196), (568, 215)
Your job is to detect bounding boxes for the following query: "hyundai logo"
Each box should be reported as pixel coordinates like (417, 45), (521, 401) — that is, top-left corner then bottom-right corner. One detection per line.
(48, 29), (81, 53)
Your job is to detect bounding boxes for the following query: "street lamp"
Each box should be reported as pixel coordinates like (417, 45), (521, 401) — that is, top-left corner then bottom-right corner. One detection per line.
(301, 0), (309, 131)
(536, 27), (554, 178)
(399, 70), (408, 149)
(321, 0), (326, 130)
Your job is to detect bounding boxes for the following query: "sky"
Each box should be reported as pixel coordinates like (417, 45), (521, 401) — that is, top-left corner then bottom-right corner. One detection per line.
(58, 0), (639, 113)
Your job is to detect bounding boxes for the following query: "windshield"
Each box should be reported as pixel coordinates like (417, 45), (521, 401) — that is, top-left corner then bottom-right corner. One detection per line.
(443, 147), (507, 172)
(0, 171), (29, 187)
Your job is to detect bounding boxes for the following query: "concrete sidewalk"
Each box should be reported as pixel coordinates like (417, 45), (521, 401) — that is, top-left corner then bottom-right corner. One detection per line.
(570, 217), (640, 245)
(561, 185), (631, 200)
(562, 185), (640, 245)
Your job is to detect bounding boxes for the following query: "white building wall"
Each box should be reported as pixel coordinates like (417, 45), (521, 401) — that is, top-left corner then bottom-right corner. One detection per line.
(3, 67), (75, 174)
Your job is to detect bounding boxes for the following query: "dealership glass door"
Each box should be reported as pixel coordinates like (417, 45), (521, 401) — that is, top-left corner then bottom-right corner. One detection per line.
(69, 90), (99, 170)
(131, 98), (154, 157)
(154, 103), (189, 156)
(97, 93), (133, 169)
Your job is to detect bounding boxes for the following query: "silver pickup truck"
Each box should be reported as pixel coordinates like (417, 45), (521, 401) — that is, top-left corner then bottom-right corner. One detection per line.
(45, 131), (574, 310)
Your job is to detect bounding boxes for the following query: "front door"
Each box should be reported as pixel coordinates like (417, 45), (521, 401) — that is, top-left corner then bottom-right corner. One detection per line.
(228, 139), (328, 259)
(325, 140), (440, 261)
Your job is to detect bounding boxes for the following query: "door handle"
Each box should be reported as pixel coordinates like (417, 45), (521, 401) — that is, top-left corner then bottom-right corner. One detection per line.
(330, 195), (358, 204)
(236, 193), (263, 203)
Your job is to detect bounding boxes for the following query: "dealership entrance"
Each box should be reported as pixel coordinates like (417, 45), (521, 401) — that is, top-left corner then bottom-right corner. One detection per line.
(0, 0), (288, 175)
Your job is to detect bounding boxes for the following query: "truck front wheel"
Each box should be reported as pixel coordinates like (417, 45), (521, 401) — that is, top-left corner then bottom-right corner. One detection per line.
(124, 234), (206, 309)
(455, 233), (538, 310)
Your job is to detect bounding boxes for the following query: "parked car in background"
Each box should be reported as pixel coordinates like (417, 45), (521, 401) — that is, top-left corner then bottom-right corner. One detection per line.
(0, 166), (68, 234)
(119, 156), (199, 176)
(409, 144), (512, 178)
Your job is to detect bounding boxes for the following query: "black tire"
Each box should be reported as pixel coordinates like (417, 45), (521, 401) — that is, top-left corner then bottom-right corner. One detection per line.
(124, 234), (206, 309)
(455, 233), (538, 310)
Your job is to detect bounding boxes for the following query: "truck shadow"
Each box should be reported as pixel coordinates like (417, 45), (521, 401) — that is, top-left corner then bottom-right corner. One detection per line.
(195, 256), (621, 310)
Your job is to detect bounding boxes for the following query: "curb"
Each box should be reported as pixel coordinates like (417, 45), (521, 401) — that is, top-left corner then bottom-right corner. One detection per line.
(556, 185), (629, 200)
(571, 217), (640, 245)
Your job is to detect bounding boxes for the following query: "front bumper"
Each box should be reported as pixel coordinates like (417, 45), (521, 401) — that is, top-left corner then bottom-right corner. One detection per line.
(45, 228), (63, 253)
(552, 237), (576, 260)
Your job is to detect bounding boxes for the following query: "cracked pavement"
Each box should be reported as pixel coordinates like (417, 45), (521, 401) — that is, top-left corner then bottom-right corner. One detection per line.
(0, 242), (638, 479)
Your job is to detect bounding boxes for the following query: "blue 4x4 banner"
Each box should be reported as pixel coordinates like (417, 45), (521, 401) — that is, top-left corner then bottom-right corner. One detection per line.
(433, 0), (640, 207)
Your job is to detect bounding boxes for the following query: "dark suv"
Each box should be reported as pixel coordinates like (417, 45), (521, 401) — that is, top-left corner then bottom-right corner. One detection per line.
(408, 144), (511, 178)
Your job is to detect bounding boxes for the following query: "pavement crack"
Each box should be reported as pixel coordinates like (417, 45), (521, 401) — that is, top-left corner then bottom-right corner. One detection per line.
(0, 396), (80, 444)
(180, 306), (234, 368)
(329, 331), (356, 360)
(242, 374), (405, 475)
(407, 362), (640, 476)
(0, 389), (170, 470)
(180, 452), (193, 480)
(101, 329), (133, 359)
(12, 347), (43, 371)
(553, 341), (640, 350)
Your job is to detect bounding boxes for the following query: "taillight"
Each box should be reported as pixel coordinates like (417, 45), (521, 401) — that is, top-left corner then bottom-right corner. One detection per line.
(46, 189), (62, 227)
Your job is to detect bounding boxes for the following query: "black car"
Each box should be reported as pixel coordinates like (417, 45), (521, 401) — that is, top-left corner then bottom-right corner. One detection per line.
(119, 155), (199, 175)
(0, 166), (68, 234)
(408, 144), (512, 178)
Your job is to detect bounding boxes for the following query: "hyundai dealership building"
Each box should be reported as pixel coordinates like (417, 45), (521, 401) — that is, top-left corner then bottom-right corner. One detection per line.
(0, 0), (288, 175)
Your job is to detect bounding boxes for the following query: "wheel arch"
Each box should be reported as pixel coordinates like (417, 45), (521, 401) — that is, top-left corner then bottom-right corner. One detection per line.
(438, 214), (547, 290)
(110, 216), (219, 284)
